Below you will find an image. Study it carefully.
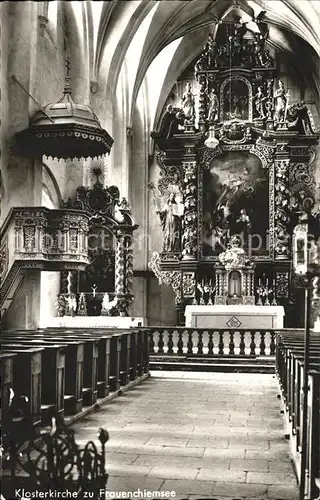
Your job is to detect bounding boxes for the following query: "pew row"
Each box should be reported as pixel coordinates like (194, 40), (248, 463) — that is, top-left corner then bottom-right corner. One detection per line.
(0, 328), (150, 444)
(275, 331), (320, 500)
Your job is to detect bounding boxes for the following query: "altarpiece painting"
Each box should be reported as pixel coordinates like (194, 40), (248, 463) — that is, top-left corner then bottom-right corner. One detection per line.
(202, 152), (269, 257)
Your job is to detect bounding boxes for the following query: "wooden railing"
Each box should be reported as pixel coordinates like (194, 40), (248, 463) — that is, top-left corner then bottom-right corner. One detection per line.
(148, 328), (276, 357)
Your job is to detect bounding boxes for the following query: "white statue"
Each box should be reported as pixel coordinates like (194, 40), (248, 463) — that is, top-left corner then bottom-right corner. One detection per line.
(181, 83), (195, 124)
(219, 235), (246, 271)
(101, 292), (118, 313)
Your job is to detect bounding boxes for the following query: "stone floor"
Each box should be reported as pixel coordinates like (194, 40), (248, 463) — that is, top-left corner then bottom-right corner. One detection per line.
(73, 372), (299, 500)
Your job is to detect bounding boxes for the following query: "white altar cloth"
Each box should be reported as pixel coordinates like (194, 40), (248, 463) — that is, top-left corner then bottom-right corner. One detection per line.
(45, 316), (145, 328)
(185, 305), (285, 329)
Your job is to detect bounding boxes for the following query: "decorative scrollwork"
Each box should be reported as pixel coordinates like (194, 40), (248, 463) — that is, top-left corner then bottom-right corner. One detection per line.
(154, 147), (183, 196)
(290, 162), (316, 190)
(148, 252), (181, 303)
(218, 122), (252, 144)
(199, 146), (223, 170)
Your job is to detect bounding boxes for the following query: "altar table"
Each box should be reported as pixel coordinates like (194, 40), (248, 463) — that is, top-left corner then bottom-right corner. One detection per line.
(185, 305), (285, 329)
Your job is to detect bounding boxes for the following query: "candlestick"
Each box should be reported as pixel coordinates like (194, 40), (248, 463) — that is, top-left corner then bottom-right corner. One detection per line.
(67, 271), (72, 295)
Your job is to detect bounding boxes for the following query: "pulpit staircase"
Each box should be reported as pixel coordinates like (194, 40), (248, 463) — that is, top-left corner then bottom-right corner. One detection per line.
(0, 207), (90, 324)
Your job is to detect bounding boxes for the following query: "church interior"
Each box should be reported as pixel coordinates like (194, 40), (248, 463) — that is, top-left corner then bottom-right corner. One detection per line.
(1, 1), (320, 499)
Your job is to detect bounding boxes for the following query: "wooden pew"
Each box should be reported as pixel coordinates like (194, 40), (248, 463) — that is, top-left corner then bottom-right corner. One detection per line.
(38, 331), (110, 401)
(1, 348), (43, 435)
(120, 332), (130, 386)
(2, 335), (84, 417)
(275, 333), (320, 499)
(110, 334), (121, 391)
(46, 328), (137, 393)
(2, 342), (65, 425)
(1, 327), (150, 424)
(306, 370), (320, 500)
(3, 333), (98, 408)
(0, 353), (16, 442)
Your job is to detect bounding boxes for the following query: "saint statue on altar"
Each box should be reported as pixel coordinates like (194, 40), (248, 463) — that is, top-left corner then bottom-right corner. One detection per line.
(159, 192), (183, 252)
(151, 173), (184, 253)
(274, 80), (290, 124)
(254, 86), (266, 119)
(181, 83), (195, 124)
(207, 89), (219, 123)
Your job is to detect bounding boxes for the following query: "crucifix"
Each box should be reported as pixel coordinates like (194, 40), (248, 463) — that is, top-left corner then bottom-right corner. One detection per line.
(91, 284), (97, 298)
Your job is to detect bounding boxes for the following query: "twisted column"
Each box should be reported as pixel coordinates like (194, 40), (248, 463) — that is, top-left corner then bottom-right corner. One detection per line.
(115, 233), (125, 296)
(125, 235), (134, 308)
(274, 159), (291, 259)
(182, 161), (198, 260)
(115, 232), (127, 315)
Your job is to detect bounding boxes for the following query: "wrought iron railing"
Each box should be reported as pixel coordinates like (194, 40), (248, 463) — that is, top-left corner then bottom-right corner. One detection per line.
(2, 392), (109, 499)
(148, 328), (276, 357)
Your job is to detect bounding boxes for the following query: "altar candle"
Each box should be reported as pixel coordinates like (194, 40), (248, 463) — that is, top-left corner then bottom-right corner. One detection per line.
(266, 278), (269, 287)
(258, 278), (261, 286)
(67, 271), (72, 295)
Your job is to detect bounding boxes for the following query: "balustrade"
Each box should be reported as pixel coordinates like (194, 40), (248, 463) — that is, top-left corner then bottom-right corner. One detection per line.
(148, 328), (276, 357)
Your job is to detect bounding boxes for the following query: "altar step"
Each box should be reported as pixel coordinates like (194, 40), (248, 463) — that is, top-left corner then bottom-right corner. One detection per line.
(150, 355), (275, 374)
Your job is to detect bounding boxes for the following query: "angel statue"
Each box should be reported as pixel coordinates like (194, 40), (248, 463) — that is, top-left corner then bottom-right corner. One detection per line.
(101, 292), (118, 315)
(181, 83), (195, 125)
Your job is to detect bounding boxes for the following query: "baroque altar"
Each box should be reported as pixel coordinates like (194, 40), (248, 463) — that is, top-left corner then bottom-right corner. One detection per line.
(149, 9), (319, 326)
